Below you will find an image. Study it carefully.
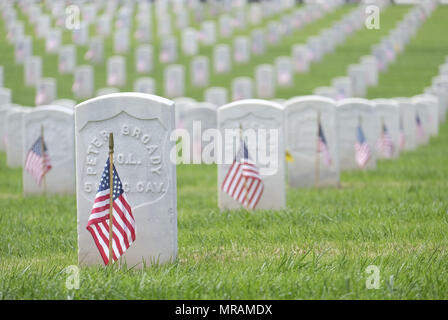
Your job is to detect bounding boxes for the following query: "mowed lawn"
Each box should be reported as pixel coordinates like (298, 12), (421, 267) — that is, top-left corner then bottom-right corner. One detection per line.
(0, 5), (448, 299)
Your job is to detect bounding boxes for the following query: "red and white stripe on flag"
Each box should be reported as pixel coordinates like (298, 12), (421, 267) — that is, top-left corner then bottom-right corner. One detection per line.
(355, 142), (371, 168)
(86, 189), (136, 265)
(222, 159), (264, 209)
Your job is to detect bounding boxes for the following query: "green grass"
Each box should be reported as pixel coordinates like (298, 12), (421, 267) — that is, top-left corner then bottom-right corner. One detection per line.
(0, 4), (448, 299)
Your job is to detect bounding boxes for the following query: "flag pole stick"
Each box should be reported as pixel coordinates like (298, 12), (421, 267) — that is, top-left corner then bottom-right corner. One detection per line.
(315, 112), (320, 188)
(240, 124), (249, 209)
(40, 125), (47, 195)
(108, 133), (114, 266)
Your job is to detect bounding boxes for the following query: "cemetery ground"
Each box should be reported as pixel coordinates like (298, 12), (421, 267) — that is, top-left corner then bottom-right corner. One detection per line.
(0, 122), (447, 299)
(0, 4), (448, 299)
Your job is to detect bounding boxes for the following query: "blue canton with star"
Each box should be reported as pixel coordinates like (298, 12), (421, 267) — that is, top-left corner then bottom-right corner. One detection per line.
(97, 158), (125, 200)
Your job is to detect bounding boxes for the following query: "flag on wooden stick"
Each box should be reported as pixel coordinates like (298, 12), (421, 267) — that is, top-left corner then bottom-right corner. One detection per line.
(355, 125), (371, 168)
(376, 122), (394, 158)
(221, 139), (264, 209)
(24, 132), (52, 186)
(317, 122), (332, 167)
(416, 113), (425, 140)
(86, 150), (136, 265)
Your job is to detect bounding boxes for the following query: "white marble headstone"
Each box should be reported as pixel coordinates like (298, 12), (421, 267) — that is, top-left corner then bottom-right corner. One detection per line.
(15, 36), (32, 65)
(204, 87), (228, 107)
(5, 106), (31, 168)
(233, 36), (250, 64)
(275, 56), (293, 87)
(134, 78), (156, 95)
(255, 64), (275, 99)
(107, 56), (126, 88)
(348, 64), (367, 98)
(164, 65), (185, 98)
(85, 37), (104, 64)
(45, 28), (61, 53)
(214, 44), (231, 74)
(35, 78), (56, 106)
(24, 56), (42, 87)
(372, 99), (401, 159)
(336, 98), (379, 170)
(22, 105), (75, 195)
(181, 28), (198, 56)
(217, 99), (286, 210)
(73, 65), (94, 99)
(59, 45), (76, 74)
(284, 96), (340, 187)
(159, 37), (178, 64)
(395, 97), (417, 151)
(232, 77), (253, 101)
(75, 93), (177, 268)
(191, 56), (209, 88)
(135, 45), (153, 74)
(292, 44), (311, 73)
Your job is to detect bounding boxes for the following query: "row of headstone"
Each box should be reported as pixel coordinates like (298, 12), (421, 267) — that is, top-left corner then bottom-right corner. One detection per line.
(312, 1), (438, 102)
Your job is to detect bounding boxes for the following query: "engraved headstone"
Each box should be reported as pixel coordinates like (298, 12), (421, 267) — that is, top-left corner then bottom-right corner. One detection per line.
(114, 28), (130, 54)
(5, 106), (31, 167)
(251, 29), (265, 55)
(23, 106), (75, 195)
(85, 37), (104, 64)
(204, 87), (228, 107)
(213, 44), (231, 74)
(75, 93), (177, 268)
(182, 102), (218, 163)
(313, 86), (338, 100)
(292, 44), (311, 73)
(15, 36), (32, 65)
(232, 77), (253, 101)
(412, 94), (439, 137)
(35, 78), (56, 106)
(107, 56), (126, 88)
(275, 56), (293, 87)
(24, 56), (42, 87)
(395, 97), (417, 151)
(135, 45), (153, 74)
(164, 65), (185, 98)
(217, 99), (286, 210)
(73, 22), (88, 45)
(336, 98), (379, 170)
(96, 87), (120, 97)
(45, 28), (61, 53)
(73, 65), (94, 99)
(191, 56), (209, 88)
(255, 64), (275, 99)
(53, 99), (76, 109)
(348, 64), (367, 98)
(132, 77), (155, 95)
(372, 99), (401, 159)
(360, 55), (378, 87)
(159, 37), (178, 64)
(332, 77), (353, 100)
(181, 28), (198, 56)
(233, 36), (250, 64)
(284, 96), (340, 187)
(59, 45), (76, 74)
(200, 21), (216, 46)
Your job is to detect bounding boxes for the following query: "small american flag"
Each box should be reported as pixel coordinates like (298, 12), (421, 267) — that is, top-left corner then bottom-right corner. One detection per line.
(376, 123), (394, 158)
(318, 122), (332, 167)
(416, 114), (425, 140)
(355, 125), (371, 168)
(24, 136), (52, 186)
(86, 158), (136, 265)
(222, 139), (264, 209)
